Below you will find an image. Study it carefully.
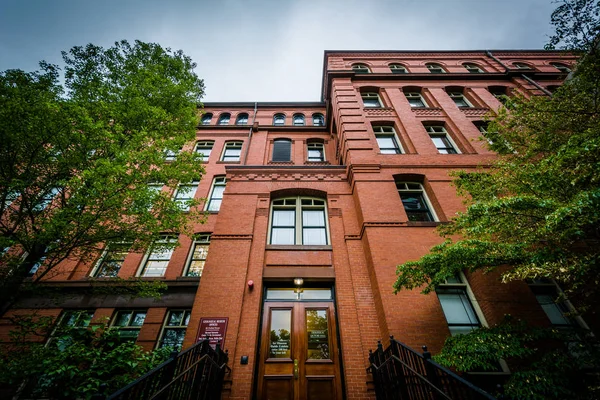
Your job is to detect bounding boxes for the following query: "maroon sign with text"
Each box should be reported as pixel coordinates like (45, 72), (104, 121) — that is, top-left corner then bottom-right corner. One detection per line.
(196, 317), (228, 349)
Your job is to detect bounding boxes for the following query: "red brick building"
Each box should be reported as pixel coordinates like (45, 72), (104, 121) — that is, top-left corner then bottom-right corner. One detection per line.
(1, 50), (584, 399)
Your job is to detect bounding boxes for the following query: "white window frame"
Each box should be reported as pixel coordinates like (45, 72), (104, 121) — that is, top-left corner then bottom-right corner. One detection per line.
(194, 141), (214, 161)
(137, 235), (177, 277)
(405, 92), (428, 108)
(426, 63), (446, 73)
(268, 197), (330, 246)
(463, 63), (484, 73)
(173, 180), (199, 211)
(389, 64), (408, 73)
(307, 142), (325, 162)
(157, 309), (192, 350)
(184, 234), (210, 277)
(425, 125), (460, 154)
(111, 310), (147, 342)
(361, 92), (383, 108)
(92, 242), (131, 278)
(373, 126), (403, 154)
(206, 176), (226, 212)
(396, 182), (437, 222)
(448, 92), (473, 108)
(221, 141), (243, 162)
(352, 64), (370, 73)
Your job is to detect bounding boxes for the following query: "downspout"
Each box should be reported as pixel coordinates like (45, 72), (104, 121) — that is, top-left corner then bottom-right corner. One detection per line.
(242, 102), (258, 165)
(485, 50), (509, 72)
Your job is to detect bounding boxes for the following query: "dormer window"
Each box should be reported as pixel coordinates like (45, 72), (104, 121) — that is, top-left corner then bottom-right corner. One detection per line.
(426, 63), (446, 73)
(352, 64), (370, 74)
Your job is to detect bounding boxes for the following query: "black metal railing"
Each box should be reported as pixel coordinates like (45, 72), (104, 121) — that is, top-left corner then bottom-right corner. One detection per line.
(367, 336), (496, 400)
(107, 339), (230, 400)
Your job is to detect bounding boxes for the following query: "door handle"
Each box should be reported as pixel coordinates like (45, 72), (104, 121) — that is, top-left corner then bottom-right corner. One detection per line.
(293, 359), (299, 379)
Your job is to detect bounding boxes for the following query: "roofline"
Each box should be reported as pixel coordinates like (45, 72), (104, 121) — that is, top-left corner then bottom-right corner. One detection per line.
(201, 101), (325, 108)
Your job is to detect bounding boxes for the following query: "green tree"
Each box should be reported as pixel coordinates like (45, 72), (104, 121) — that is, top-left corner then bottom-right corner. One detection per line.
(0, 40), (206, 311)
(393, 1), (600, 398)
(0, 313), (172, 399)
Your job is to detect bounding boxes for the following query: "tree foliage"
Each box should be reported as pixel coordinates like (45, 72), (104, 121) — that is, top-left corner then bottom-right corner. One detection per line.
(394, 1), (600, 398)
(0, 313), (172, 399)
(0, 40), (206, 308)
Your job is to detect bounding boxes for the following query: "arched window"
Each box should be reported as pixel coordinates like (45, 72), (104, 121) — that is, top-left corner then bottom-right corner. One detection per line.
(513, 62), (533, 70)
(236, 113), (249, 125)
(201, 113), (213, 125)
(269, 197), (329, 245)
(426, 63), (446, 73)
(273, 113), (286, 126)
(550, 62), (571, 73)
(293, 113), (305, 126)
(352, 63), (370, 74)
(218, 113), (231, 125)
(396, 181), (437, 222)
(312, 113), (325, 126)
(389, 64), (408, 73)
(272, 139), (292, 162)
(463, 63), (484, 73)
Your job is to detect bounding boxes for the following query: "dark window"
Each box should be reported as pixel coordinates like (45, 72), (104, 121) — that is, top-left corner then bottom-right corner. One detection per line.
(236, 113), (249, 125)
(352, 64), (370, 73)
(201, 113), (213, 125)
(273, 114), (285, 126)
(312, 113), (325, 126)
(218, 113), (230, 125)
(272, 139), (292, 162)
(293, 114), (305, 126)
(396, 182), (436, 222)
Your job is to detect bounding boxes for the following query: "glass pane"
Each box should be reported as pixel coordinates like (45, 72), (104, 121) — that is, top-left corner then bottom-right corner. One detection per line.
(438, 292), (478, 325)
(380, 149), (399, 155)
(303, 228), (327, 245)
(302, 210), (325, 227)
(208, 199), (221, 211)
(536, 295), (572, 325)
(143, 260), (168, 276)
(78, 312), (93, 327)
(131, 312), (147, 326)
(114, 312), (131, 327)
(118, 329), (140, 340)
(449, 326), (477, 336)
(302, 289), (332, 300)
(187, 260), (205, 276)
(306, 309), (329, 360)
(193, 244), (209, 259)
(272, 228), (295, 245)
(269, 309), (292, 358)
(376, 136), (395, 149)
(273, 210), (295, 226)
(151, 247), (174, 260)
(211, 186), (225, 199)
(401, 194), (428, 211)
(168, 311), (184, 326)
(266, 289), (298, 300)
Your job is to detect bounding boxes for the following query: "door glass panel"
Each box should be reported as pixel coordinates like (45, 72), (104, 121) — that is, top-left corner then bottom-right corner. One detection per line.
(306, 309), (330, 359)
(269, 309), (292, 358)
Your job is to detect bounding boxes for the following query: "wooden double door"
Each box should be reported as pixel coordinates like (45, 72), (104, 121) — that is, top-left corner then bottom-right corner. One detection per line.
(257, 289), (342, 400)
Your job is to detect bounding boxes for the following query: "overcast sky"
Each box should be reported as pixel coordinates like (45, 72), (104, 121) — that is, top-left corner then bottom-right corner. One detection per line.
(0, 0), (558, 102)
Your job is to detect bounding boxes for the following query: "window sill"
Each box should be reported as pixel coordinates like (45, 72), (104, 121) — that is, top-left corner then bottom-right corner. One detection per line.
(266, 245), (332, 251)
(304, 161), (330, 165)
(406, 221), (441, 227)
(268, 161), (294, 165)
(217, 161), (241, 164)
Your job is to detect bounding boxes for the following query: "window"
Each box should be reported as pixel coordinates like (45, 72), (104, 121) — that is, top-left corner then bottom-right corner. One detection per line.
(404, 92), (428, 108)
(463, 63), (484, 73)
(273, 113), (286, 126)
(489, 86), (509, 104)
(293, 114), (305, 126)
(201, 113), (213, 125)
(551, 62), (571, 73)
(425, 125), (458, 154)
(93, 242), (130, 277)
(513, 62), (532, 70)
(28, 251), (47, 277)
(270, 197), (328, 245)
(4, 190), (19, 207)
(139, 236), (177, 277)
(194, 141), (214, 161)
(34, 187), (60, 212)
(185, 234), (210, 277)
(312, 113), (325, 127)
(426, 63), (446, 73)
(396, 182), (436, 222)
(447, 91), (472, 108)
(50, 310), (95, 350)
(236, 113), (249, 125)
(373, 126), (403, 154)
(164, 148), (181, 161)
(221, 141), (243, 162)
(352, 63), (370, 73)
(217, 113), (231, 125)
(528, 279), (575, 327)
(112, 310), (147, 342)
(437, 274), (481, 335)
(307, 142), (325, 162)
(207, 176), (226, 212)
(272, 139), (292, 162)
(173, 180), (199, 211)
(361, 92), (382, 108)
(158, 310), (191, 350)
(389, 64), (408, 73)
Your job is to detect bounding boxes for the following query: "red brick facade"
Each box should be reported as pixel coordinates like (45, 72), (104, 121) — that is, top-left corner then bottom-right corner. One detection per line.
(1, 50), (581, 399)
